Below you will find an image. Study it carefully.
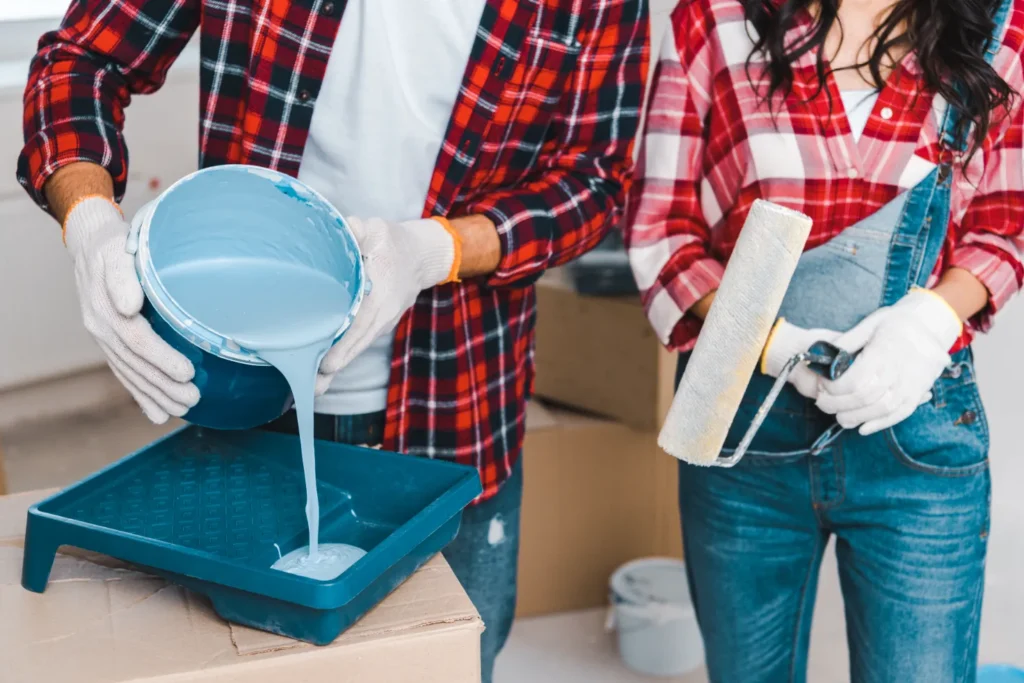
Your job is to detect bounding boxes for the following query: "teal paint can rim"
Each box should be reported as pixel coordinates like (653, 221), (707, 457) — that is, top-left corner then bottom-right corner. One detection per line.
(127, 164), (367, 367)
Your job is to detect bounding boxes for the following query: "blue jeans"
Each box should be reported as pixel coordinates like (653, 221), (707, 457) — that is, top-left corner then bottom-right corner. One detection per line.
(678, 364), (991, 682)
(263, 410), (521, 683)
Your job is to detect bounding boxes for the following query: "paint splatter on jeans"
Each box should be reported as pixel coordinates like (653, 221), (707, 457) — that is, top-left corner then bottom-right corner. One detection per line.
(443, 459), (523, 683)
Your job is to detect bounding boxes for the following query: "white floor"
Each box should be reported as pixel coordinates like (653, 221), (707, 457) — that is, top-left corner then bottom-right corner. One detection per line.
(497, 447), (1024, 682)
(497, 522), (1024, 681)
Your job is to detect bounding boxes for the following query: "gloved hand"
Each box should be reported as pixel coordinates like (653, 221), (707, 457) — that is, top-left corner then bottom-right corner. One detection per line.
(65, 197), (199, 423)
(815, 288), (962, 435)
(315, 217), (458, 395)
(761, 319), (842, 399)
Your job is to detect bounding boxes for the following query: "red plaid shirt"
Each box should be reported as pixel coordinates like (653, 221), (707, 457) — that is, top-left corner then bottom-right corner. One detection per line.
(626, 0), (1024, 351)
(18, 0), (649, 500)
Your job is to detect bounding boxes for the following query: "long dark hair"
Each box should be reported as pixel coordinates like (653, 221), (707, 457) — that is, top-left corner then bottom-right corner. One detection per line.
(743, 0), (1015, 159)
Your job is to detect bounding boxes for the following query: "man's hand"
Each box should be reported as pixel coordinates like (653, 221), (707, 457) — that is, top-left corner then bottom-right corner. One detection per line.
(64, 197), (199, 423)
(815, 288), (962, 434)
(315, 217), (458, 395)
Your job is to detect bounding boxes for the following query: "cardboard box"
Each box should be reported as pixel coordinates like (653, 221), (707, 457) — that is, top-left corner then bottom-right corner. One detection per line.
(533, 270), (677, 431)
(516, 403), (682, 617)
(0, 489), (483, 683)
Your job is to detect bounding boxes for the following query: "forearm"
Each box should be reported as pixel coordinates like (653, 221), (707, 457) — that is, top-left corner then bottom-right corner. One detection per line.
(691, 290), (717, 320)
(449, 214), (501, 278)
(44, 162), (117, 225)
(931, 267), (990, 322)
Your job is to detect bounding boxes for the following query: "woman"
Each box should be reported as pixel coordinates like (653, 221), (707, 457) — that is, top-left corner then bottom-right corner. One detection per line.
(626, 0), (1023, 680)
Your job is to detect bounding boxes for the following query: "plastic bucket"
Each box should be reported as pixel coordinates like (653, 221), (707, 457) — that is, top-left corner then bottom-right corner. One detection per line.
(128, 165), (365, 430)
(609, 558), (704, 677)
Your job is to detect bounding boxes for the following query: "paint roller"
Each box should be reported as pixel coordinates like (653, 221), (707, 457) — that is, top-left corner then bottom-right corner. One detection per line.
(658, 199), (851, 467)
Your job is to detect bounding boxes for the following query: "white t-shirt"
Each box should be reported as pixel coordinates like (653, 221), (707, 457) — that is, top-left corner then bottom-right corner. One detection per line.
(840, 88), (879, 142)
(298, 0), (486, 415)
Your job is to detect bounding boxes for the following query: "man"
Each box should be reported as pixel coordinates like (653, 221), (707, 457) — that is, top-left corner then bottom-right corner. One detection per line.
(17, 0), (648, 678)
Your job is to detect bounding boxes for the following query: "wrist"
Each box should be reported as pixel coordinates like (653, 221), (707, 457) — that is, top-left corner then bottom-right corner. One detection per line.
(762, 318), (806, 378)
(429, 216), (463, 284)
(64, 196), (124, 254)
(904, 287), (963, 349)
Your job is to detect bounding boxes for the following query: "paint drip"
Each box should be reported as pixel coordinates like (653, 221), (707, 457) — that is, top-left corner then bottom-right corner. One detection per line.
(160, 258), (358, 567)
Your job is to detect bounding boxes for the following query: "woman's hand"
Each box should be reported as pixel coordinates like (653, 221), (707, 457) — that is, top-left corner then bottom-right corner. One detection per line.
(815, 288), (963, 434)
(761, 319), (842, 399)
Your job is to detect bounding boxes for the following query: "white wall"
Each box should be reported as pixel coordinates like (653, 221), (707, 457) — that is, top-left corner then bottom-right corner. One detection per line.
(0, 18), (199, 389)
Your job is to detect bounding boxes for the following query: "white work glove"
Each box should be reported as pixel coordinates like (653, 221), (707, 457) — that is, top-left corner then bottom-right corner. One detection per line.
(761, 319), (842, 399)
(315, 217), (457, 395)
(815, 288), (962, 435)
(65, 197), (200, 423)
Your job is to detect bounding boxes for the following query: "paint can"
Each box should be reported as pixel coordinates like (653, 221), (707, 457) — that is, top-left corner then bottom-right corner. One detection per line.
(128, 165), (366, 429)
(608, 558), (703, 677)
(980, 665), (1024, 682)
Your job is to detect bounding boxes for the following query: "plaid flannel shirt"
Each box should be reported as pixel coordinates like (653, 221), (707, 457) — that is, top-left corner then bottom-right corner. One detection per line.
(18, 0), (649, 501)
(626, 0), (1024, 352)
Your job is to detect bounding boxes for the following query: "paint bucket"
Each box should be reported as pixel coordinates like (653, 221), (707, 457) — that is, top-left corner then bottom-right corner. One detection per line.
(609, 558), (703, 677)
(128, 165), (365, 430)
(980, 665), (1024, 682)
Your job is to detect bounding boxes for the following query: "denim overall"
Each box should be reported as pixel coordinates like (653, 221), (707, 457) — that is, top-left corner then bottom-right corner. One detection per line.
(677, 4), (1008, 681)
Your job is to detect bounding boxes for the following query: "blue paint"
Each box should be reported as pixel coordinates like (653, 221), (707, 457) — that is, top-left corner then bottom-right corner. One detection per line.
(980, 666), (1024, 682)
(158, 261), (353, 351)
(132, 164), (367, 562)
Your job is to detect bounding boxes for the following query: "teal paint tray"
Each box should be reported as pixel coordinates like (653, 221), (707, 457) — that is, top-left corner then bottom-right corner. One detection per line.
(20, 426), (482, 645)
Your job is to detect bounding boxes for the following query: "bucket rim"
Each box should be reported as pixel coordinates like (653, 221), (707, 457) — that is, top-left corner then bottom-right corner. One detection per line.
(132, 164), (367, 366)
(610, 556), (689, 606)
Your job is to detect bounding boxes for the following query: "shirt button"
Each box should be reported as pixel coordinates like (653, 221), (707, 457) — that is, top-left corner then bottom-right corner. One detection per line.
(880, 106), (893, 120)
(298, 89), (311, 103)
(846, 168), (859, 179)
(322, 1), (335, 15)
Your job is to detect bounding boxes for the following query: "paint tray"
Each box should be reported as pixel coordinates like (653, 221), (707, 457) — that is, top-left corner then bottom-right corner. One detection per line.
(20, 426), (482, 645)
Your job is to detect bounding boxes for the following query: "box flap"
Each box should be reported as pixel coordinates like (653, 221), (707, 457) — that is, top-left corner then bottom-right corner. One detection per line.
(228, 559), (478, 655)
(524, 401), (558, 432)
(0, 489), (481, 682)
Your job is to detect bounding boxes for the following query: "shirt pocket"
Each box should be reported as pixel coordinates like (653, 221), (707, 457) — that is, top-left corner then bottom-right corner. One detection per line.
(500, 26), (583, 110)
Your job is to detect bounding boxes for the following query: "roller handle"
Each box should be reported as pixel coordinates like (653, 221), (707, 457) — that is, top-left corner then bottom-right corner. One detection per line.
(716, 341), (856, 467)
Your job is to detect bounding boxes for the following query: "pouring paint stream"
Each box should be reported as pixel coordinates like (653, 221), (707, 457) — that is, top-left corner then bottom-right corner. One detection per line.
(161, 259), (356, 566)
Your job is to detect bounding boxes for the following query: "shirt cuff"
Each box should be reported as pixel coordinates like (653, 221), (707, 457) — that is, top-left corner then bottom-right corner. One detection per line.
(18, 127), (127, 212)
(649, 257), (725, 349)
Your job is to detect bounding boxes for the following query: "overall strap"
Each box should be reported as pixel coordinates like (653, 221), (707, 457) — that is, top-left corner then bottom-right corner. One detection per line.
(884, 0), (1013, 300)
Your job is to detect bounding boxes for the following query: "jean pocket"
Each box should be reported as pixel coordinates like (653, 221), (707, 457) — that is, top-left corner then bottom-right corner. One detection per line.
(885, 361), (989, 477)
(719, 386), (822, 464)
